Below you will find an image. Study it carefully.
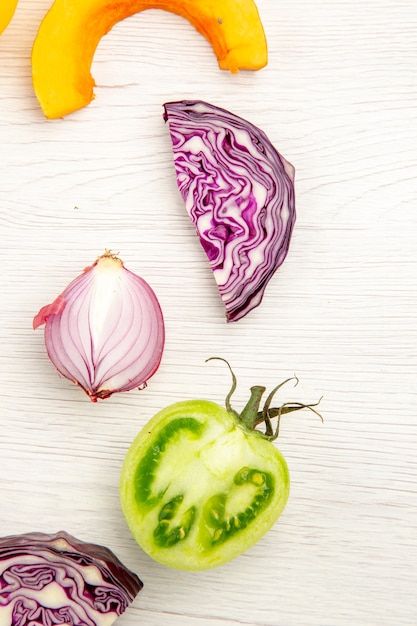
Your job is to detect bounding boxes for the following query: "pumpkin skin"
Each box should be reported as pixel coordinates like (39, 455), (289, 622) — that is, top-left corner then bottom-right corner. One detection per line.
(31, 0), (267, 119)
(0, 0), (18, 35)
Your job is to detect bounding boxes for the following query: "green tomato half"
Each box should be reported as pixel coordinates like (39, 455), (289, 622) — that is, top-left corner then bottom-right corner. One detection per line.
(119, 356), (324, 571)
(120, 398), (289, 571)
(120, 360), (322, 571)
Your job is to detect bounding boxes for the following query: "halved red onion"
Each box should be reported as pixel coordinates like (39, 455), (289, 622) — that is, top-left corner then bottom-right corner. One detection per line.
(163, 100), (296, 322)
(0, 530), (143, 626)
(33, 251), (165, 401)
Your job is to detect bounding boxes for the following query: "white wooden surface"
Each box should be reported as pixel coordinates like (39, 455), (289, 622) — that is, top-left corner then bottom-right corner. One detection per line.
(1, 1), (417, 624)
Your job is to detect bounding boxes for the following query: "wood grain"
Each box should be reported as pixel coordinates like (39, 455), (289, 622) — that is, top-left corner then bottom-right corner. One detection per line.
(1, 0), (416, 624)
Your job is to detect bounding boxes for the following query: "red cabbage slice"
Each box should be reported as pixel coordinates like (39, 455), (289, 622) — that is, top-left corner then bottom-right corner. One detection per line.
(0, 530), (143, 626)
(163, 100), (296, 322)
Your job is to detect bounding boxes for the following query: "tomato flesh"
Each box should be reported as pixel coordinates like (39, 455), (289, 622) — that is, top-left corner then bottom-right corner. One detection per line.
(120, 400), (290, 570)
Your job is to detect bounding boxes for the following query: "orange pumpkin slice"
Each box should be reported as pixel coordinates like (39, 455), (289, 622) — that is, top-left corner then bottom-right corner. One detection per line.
(0, 0), (18, 36)
(31, 0), (267, 119)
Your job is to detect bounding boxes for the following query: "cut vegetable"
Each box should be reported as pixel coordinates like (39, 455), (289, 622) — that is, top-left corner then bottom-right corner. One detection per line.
(163, 100), (296, 322)
(33, 251), (165, 401)
(120, 358), (322, 570)
(0, 530), (143, 625)
(31, 0), (267, 119)
(0, 0), (18, 36)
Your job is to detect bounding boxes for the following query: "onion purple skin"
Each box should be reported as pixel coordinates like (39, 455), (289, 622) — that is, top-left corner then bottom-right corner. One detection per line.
(163, 100), (296, 322)
(0, 530), (143, 626)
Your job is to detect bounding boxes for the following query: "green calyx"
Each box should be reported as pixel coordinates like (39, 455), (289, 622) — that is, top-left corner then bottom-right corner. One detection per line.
(206, 357), (323, 441)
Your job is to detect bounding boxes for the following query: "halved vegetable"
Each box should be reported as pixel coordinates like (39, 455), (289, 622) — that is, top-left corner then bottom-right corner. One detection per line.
(0, 530), (143, 626)
(164, 100), (296, 322)
(120, 358), (322, 570)
(31, 0), (267, 119)
(33, 251), (165, 402)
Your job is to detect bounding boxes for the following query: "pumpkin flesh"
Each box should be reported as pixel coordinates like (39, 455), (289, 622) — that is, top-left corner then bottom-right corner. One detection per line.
(31, 0), (267, 119)
(0, 0), (18, 35)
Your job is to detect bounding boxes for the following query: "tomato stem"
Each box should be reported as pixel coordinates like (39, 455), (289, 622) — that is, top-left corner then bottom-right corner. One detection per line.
(255, 399), (324, 440)
(206, 357), (239, 418)
(207, 357), (323, 440)
(239, 385), (267, 430)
